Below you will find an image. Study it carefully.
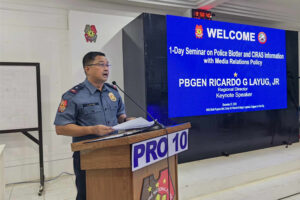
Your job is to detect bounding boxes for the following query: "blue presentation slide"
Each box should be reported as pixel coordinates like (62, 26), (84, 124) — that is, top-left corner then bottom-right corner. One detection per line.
(167, 15), (287, 118)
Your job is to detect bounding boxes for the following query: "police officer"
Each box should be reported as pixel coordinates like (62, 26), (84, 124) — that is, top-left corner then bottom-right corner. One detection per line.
(54, 51), (130, 200)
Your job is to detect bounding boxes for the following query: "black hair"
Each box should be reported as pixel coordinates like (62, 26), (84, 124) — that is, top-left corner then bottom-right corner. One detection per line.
(82, 51), (106, 68)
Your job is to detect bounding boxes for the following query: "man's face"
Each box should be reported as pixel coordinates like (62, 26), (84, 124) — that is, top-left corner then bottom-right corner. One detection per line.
(85, 55), (110, 83)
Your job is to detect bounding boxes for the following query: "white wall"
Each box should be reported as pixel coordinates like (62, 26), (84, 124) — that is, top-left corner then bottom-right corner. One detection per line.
(68, 11), (134, 86)
(0, 1), (71, 184)
(0, 0), (182, 184)
(0, 145), (5, 200)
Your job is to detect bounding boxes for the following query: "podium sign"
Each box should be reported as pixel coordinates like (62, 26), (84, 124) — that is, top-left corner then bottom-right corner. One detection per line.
(132, 129), (189, 171)
(71, 123), (191, 200)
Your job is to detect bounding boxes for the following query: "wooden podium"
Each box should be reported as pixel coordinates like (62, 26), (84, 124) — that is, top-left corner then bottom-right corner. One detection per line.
(71, 123), (191, 200)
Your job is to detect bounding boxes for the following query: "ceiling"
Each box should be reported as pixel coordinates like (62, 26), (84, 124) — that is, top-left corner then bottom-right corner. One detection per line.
(92, 0), (300, 30)
(211, 0), (300, 26)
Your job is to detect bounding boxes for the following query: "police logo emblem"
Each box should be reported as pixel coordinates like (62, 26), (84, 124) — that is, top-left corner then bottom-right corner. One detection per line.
(258, 32), (267, 44)
(195, 25), (204, 39)
(108, 92), (116, 102)
(58, 99), (68, 112)
(84, 24), (97, 43)
(141, 169), (175, 200)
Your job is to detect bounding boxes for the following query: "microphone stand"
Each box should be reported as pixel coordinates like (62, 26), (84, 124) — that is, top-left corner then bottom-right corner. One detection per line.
(112, 81), (165, 129)
(112, 81), (172, 199)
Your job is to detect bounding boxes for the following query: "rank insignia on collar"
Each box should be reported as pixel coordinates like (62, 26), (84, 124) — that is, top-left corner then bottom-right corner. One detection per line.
(108, 92), (117, 102)
(58, 99), (68, 112)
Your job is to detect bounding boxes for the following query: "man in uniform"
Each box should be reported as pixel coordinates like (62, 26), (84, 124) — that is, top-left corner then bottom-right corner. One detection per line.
(54, 51), (130, 200)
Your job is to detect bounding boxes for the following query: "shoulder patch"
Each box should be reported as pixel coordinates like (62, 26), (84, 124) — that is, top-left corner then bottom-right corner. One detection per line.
(58, 99), (68, 112)
(104, 83), (118, 91)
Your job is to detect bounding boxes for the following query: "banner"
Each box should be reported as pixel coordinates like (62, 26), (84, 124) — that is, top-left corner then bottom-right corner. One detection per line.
(167, 15), (287, 117)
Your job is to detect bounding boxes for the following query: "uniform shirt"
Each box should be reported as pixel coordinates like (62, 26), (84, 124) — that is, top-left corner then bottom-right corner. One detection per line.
(54, 79), (125, 143)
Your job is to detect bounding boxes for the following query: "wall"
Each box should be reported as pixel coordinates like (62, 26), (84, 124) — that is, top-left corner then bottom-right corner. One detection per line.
(0, 0), (182, 184)
(0, 145), (4, 199)
(0, 0), (71, 184)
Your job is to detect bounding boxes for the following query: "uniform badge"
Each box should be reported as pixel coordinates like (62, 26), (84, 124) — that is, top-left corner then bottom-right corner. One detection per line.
(108, 92), (116, 102)
(58, 99), (68, 112)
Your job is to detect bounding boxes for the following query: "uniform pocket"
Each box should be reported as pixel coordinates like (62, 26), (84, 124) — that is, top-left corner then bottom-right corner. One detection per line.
(111, 105), (118, 111)
(109, 101), (118, 111)
(83, 105), (102, 115)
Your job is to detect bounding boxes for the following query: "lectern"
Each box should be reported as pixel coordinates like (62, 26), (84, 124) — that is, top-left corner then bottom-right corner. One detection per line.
(71, 123), (191, 200)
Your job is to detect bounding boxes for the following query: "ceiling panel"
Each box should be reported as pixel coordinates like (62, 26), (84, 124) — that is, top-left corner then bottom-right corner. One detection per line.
(91, 0), (300, 29)
(212, 0), (300, 30)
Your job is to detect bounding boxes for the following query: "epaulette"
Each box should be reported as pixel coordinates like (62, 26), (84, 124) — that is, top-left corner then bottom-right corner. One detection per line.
(62, 83), (84, 100)
(69, 83), (84, 94)
(104, 83), (118, 91)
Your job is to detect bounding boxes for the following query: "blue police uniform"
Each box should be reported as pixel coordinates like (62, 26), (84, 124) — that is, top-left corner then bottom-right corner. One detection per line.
(54, 79), (125, 200)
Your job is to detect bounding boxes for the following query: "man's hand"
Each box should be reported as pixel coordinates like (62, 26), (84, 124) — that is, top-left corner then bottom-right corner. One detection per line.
(92, 125), (114, 136)
(55, 124), (114, 137)
(125, 117), (136, 121)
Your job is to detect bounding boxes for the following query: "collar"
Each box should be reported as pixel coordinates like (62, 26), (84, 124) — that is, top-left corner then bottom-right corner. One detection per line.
(84, 79), (108, 94)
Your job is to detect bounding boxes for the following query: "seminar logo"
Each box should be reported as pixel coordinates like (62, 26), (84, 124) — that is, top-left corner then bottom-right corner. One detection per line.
(140, 169), (175, 200)
(195, 25), (204, 39)
(258, 32), (267, 44)
(84, 24), (97, 43)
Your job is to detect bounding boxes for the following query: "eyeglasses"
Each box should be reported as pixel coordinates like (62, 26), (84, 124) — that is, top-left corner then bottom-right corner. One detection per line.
(87, 63), (111, 68)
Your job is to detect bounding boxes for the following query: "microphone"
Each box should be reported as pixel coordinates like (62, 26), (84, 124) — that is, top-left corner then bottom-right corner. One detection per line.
(112, 81), (165, 129)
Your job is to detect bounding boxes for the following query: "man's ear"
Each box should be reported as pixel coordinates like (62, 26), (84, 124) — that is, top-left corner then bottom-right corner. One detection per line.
(84, 66), (89, 74)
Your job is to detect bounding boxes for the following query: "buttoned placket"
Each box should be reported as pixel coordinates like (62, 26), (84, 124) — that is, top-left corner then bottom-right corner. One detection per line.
(99, 90), (108, 126)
